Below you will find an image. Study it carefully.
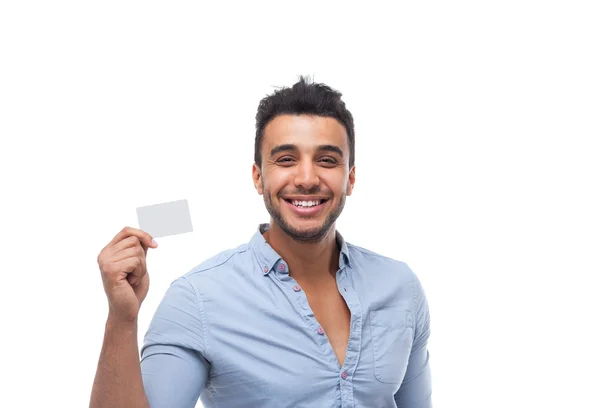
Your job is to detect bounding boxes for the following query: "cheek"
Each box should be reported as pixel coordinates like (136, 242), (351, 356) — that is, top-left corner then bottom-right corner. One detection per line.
(264, 172), (290, 194)
(322, 174), (347, 194)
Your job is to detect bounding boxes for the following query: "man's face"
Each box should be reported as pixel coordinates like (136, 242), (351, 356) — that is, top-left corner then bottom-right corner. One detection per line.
(252, 114), (355, 243)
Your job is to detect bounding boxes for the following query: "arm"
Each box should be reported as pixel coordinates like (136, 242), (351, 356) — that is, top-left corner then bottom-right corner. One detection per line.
(394, 278), (433, 408)
(140, 276), (209, 407)
(91, 228), (207, 407)
(90, 277), (209, 408)
(89, 317), (150, 408)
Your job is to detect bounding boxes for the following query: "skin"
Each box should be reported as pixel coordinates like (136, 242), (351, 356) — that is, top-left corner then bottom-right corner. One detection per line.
(90, 227), (157, 408)
(252, 114), (356, 282)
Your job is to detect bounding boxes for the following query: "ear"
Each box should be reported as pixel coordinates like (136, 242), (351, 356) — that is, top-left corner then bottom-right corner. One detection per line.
(252, 163), (263, 195)
(346, 166), (356, 196)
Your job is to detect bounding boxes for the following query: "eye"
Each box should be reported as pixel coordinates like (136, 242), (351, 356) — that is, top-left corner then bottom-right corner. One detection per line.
(320, 157), (337, 165)
(277, 157), (295, 164)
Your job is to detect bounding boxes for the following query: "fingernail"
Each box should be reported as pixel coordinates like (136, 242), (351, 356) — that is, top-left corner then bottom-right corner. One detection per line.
(152, 239), (157, 247)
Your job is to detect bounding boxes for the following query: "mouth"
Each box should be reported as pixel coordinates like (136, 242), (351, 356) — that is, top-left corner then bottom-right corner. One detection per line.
(282, 198), (329, 216)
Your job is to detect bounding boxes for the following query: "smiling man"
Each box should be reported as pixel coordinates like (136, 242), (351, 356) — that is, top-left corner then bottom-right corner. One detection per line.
(90, 76), (432, 408)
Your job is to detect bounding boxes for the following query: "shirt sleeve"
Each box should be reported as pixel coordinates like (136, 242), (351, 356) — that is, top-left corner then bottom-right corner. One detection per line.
(140, 276), (209, 408)
(394, 277), (433, 408)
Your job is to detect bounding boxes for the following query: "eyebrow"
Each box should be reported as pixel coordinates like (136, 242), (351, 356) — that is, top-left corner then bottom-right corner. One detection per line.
(270, 144), (344, 158)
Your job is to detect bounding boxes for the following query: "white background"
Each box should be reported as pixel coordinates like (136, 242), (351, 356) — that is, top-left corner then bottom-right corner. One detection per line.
(1, 1), (599, 407)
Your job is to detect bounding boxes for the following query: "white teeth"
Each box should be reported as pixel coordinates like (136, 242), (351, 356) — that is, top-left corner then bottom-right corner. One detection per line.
(291, 200), (321, 207)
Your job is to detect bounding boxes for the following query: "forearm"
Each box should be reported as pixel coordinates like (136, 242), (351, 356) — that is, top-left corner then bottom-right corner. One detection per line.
(89, 316), (150, 408)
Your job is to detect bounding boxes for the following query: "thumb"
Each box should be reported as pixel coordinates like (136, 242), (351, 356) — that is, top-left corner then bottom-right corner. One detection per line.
(143, 238), (158, 256)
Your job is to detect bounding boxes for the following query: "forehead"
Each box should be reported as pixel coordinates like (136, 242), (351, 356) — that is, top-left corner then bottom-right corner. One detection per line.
(262, 114), (348, 153)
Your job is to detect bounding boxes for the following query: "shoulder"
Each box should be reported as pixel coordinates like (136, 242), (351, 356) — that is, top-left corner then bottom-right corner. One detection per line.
(347, 243), (429, 324)
(171, 242), (255, 293)
(185, 242), (251, 275)
(348, 242), (418, 284)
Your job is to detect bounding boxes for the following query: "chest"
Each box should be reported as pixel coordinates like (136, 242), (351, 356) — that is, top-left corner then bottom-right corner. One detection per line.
(302, 284), (351, 367)
(202, 272), (415, 406)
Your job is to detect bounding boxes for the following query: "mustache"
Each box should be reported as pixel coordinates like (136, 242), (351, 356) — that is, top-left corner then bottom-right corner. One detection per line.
(278, 189), (331, 198)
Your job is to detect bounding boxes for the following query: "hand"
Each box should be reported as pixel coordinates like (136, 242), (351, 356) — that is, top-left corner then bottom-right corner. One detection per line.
(97, 226), (158, 323)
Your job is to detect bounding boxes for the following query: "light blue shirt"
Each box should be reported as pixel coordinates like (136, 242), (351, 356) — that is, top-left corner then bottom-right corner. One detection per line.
(140, 223), (432, 407)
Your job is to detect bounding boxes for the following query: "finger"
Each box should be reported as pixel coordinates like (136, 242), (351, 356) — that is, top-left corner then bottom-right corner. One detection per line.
(141, 238), (150, 257)
(128, 256), (147, 286)
(106, 226), (157, 251)
(111, 256), (146, 281)
(111, 235), (144, 254)
(127, 268), (145, 286)
(131, 255), (147, 285)
(112, 240), (150, 260)
(110, 246), (143, 263)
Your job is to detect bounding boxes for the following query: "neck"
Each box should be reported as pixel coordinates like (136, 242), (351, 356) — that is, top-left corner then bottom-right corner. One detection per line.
(263, 221), (340, 282)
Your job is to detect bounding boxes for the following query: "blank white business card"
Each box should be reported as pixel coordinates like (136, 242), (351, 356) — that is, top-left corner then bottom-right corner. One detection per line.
(136, 199), (194, 239)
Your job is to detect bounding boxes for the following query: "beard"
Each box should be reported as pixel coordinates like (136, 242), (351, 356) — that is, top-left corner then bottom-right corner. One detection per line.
(262, 183), (346, 244)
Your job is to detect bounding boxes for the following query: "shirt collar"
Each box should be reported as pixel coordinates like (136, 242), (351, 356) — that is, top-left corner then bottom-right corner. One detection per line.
(249, 223), (351, 275)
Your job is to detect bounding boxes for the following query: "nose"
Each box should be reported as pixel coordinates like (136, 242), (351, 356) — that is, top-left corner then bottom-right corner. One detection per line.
(293, 160), (320, 190)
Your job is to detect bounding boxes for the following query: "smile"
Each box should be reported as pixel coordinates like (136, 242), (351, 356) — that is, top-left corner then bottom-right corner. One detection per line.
(282, 198), (329, 216)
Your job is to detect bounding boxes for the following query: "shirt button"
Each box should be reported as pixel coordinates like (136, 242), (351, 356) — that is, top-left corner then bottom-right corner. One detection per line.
(263, 267), (268, 274)
(293, 285), (301, 292)
(341, 371), (348, 380)
(278, 264), (285, 271)
(317, 327), (324, 335)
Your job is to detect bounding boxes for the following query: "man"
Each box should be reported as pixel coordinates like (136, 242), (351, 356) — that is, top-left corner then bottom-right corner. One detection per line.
(90, 76), (432, 408)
